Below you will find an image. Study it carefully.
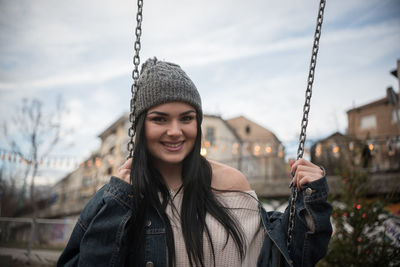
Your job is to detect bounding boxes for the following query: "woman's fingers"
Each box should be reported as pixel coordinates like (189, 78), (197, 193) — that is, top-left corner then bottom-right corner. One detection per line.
(290, 159), (324, 189)
(289, 159), (296, 167)
(292, 170), (322, 189)
(118, 169), (131, 182)
(120, 158), (133, 169)
(117, 158), (133, 183)
(291, 158), (317, 174)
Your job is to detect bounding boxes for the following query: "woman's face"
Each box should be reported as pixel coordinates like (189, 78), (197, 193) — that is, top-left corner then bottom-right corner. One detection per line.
(145, 101), (197, 167)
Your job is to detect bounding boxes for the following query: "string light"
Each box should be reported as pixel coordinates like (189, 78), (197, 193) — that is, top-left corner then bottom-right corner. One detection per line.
(95, 158), (101, 167)
(368, 143), (374, 151)
(0, 148), (82, 170)
(316, 143), (322, 157)
(200, 148), (208, 156)
(232, 143), (239, 155)
(332, 144), (340, 154)
(312, 135), (399, 158)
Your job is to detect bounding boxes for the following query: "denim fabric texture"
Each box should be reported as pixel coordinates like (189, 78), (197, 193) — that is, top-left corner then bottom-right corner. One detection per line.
(57, 176), (332, 267)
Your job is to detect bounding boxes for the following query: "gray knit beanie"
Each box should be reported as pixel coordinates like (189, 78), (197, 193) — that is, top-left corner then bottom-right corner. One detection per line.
(135, 57), (202, 122)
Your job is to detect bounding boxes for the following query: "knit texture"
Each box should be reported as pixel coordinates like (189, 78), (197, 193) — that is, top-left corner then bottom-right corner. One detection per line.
(165, 190), (265, 267)
(135, 57), (202, 121)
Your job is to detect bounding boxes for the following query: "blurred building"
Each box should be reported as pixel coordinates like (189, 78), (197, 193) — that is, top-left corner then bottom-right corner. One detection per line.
(41, 151), (102, 219)
(200, 114), (242, 168)
(225, 116), (286, 182)
(310, 132), (364, 175)
(42, 113), (130, 218)
(347, 91), (400, 172)
(312, 60), (400, 173)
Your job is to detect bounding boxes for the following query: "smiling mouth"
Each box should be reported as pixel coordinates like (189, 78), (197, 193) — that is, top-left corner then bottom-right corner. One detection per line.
(161, 141), (184, 151)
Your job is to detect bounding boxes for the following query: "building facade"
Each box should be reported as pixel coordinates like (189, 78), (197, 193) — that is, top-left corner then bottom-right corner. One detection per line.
(225, 116), (286, 182)
(312, 60), (400, 173)
(44, 113), (130, 218)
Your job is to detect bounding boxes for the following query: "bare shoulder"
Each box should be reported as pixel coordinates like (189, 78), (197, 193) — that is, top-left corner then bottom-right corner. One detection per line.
(209, 160), (251, 191)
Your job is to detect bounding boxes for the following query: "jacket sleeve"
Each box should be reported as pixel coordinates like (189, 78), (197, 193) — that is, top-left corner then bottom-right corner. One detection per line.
(258, 176), (332, 267)
(289, 176), (332, 266)
(57, 177), (134, 267)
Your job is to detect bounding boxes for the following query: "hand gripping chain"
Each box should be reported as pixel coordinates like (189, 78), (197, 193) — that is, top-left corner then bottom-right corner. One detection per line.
(287, 0), (326, 255)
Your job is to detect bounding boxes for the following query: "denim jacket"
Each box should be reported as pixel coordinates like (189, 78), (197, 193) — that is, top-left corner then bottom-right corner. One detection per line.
(57, 176), (332, 267)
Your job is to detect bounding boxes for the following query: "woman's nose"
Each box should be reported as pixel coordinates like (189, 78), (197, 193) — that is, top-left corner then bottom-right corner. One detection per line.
(166, 121), (182, 136)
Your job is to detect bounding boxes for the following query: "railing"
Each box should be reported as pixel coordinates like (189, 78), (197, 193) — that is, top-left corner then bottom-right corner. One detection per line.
(0, 217), (76, 261)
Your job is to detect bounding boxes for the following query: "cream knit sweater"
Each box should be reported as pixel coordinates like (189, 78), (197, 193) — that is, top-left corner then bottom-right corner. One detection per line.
(165, 190), (265, 267)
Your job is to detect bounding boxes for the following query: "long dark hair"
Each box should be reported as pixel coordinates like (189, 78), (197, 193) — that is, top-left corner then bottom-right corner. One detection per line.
(128, 111), (245, 267)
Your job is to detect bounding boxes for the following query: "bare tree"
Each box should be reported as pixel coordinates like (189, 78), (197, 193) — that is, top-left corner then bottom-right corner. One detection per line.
(0, 161), (29, 217)
(1, 96), (68, 216)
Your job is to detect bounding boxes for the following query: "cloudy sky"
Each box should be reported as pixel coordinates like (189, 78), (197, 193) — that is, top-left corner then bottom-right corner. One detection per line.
(1, 0), (399, 182)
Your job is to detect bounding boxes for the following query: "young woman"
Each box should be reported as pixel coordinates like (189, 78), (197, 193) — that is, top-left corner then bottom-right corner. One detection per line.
(57, 58), (332, 267)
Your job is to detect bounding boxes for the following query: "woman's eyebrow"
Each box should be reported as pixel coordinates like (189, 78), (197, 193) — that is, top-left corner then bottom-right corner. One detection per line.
(180, 110), (196, 116)
(148, 110), (196, 116)
(147, 111), (168, 116)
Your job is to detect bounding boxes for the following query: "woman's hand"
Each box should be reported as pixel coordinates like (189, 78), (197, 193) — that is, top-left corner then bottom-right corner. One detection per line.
(289, 158), (325, 190)
(117, 158), (132, 184)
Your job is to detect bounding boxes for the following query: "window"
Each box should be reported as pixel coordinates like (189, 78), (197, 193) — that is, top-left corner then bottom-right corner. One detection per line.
(245, 125), (251, 135)
(82, 176), (92, 187)
(392, 109), (400, 124)
(205, 127), (215, 146)
(360, 115), (376, 130)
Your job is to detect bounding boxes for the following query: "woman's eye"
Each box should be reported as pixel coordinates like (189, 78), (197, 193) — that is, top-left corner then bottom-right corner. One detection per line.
(151, 117), (166, 122)
(181, 116), (194, 122)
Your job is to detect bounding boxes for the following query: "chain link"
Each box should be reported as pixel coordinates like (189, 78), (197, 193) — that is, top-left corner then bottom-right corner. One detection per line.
(287, 0), (326, 254)
(127, 0), (144, 159)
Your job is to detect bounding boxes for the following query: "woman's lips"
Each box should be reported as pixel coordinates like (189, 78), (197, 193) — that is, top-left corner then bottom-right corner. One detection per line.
(161, 141), (184, 151)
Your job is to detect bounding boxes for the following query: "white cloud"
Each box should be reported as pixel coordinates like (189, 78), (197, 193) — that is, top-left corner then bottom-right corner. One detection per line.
(0, 60), (130, 91)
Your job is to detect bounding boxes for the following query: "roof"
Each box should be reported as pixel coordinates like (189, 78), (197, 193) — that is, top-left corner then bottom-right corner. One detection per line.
(315, 131), (346, 143)
(203, 114), (242, 142)
(310, 131), (355, 150)
(391, 69), (398, 78)
(225, 116), (282, 144)
(98, 113), (128, 140)
(346, 93), (399, 113)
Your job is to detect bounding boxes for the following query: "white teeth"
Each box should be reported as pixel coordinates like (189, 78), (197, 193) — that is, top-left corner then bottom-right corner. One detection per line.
(164, 142), (183, 148)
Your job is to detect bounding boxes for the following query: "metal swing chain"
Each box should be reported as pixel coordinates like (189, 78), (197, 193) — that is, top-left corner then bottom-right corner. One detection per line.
(287, 0), (326, 253)
(127, 0), (144, 159)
